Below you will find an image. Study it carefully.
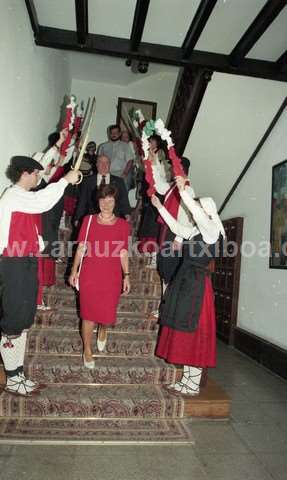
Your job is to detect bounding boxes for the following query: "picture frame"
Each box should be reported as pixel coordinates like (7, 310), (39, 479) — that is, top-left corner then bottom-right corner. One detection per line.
(116, 97), (157, 137)
(270, 159), (287, 268)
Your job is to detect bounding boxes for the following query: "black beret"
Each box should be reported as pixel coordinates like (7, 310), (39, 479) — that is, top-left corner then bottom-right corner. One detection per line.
(11, 156), (44, 171)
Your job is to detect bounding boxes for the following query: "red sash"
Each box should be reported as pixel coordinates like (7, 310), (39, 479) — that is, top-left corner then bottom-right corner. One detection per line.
(158, 184), (181, 246)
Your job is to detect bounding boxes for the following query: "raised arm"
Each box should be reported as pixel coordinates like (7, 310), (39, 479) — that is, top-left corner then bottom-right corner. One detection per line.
(151, 195), (198, 240)
(33, 147), (59, 174)
(176, 177), (220, 244)
(7, 171), (79, 215)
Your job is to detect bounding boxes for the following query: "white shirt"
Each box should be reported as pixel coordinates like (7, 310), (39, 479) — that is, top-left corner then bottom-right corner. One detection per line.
(98, 140), (133, 176)
(152, 157), (195, 244)
(96, 173), (111, 186)
(158, 189), (221, 245)
(33, 147), (60, 184)
(0, 178), (68, 254)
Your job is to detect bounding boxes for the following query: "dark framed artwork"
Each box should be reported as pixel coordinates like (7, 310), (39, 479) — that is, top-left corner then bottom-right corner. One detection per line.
(116, 97), (157, 136)
(270, 159), (287, 268)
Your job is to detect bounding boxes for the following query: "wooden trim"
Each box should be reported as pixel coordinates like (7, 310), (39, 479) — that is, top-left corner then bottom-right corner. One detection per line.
(182, 0), (218, 59)
(219, 97), (287, 214)
(116, 97), (157, 127)
(269, 158), (287, 269)
(130, 0), (150, 51)
(33, 27), (287, 83)
(234, 327), (287, 381)
(277, 50), (287, 73)
(175, 68), (213, 155)
(229, 0), (287, 66)
(75, 0), (89, 45)
(214, 217), (244, 345)
(25, 0), (40, 37)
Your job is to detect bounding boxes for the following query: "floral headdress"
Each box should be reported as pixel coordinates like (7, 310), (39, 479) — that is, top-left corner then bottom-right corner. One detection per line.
(131, 109), (186, 196)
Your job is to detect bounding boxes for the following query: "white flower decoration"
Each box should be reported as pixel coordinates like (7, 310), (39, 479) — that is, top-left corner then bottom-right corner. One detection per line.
(135, 109), (145, 123)
(155, 119), (174, 148)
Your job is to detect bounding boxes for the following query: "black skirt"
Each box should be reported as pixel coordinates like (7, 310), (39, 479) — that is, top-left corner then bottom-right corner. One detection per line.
(159, 261), (208, 333)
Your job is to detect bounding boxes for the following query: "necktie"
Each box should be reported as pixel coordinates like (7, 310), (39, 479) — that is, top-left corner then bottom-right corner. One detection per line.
(100, 175), (106, 186)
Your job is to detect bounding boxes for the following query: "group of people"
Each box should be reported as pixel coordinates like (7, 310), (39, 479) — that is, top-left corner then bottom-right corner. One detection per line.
(0, 122), (135, 396)
(78, 124), (136, 190)
(0, 118), (225, 399)
(67, 134), (225, 397)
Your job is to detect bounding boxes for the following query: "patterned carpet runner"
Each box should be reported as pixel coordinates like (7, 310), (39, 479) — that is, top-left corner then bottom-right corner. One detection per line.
(0, 236), (193, 444)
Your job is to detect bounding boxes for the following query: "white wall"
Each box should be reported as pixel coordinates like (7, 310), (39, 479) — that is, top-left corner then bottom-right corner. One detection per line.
(222, 108), (287, 349)
(71, 70), (179, 145)
(184, 73), (287, 208)
(0, 0), (71, 190)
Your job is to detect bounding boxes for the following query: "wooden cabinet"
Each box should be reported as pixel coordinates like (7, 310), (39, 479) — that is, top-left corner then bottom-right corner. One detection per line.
(212, 217), (243, 344)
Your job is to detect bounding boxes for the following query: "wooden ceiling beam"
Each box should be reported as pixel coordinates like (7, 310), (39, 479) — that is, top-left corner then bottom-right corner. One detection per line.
(130, 0), (150, 51)
(167, 67), (213, 155)
(277, 50), (287, 73)
(182, 0), (217, 59)
(34, 26), (287, 82)
(75, 0), (89, 45)
(25, 0), (40, 37)
(229, 0), (287, 66)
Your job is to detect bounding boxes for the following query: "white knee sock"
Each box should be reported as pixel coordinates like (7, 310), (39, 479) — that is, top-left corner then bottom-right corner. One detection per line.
(16, 331), (28, 374)
(0, 334), (21, 377)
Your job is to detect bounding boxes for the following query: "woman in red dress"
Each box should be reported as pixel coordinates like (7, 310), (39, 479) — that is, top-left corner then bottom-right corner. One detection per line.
(69, 185), (131, 369)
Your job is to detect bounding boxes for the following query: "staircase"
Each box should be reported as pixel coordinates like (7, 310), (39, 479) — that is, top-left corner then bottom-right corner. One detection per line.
(0, 251), (194, 444)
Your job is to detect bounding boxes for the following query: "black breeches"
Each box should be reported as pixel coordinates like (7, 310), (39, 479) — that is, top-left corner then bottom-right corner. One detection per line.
(0, 256), (38, 335)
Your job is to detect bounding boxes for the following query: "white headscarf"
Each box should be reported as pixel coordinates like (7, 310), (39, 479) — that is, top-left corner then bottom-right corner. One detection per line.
(199, 197), (226, 239)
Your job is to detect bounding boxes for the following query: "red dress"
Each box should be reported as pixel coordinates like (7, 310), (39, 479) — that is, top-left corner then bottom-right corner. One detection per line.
(156, 277), (216, 368)
(78, 215), (130, 324)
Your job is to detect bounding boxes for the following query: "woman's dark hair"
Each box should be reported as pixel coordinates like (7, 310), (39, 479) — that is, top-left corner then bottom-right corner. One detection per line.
(95, 184), (118, 213)
(6, 164), (34, 184)
(149, 134), (168, 157)
(96, 184), (118, 202)
(48, 131), (60, 147)
(181, 157), (190, 175)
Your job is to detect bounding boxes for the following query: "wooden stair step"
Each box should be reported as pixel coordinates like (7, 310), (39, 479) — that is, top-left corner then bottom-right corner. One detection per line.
(26, 355), (176, 385)
(26, 329), (157, 357)
(34, 310), (158, 332)
(0, 384), (184, 419)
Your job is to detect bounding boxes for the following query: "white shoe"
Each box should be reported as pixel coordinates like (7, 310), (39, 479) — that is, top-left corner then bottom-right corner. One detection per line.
(97, 327), (107, 352)
(18, 372), (39, 389)
(172, 381), (200, 396)
(4, 375), (37, 396)
(83, 354), (95, 369)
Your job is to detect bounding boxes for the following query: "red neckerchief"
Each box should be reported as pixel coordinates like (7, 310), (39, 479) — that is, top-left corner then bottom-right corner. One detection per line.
(158, 184), (181, 246)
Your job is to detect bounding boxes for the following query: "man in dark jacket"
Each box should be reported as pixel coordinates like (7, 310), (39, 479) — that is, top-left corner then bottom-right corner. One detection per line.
(74, 155), (131, 223)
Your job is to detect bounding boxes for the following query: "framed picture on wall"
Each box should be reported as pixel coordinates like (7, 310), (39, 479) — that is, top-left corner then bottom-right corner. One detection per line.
(270, 159), (287, 268)
(116, 97), (157, 136)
